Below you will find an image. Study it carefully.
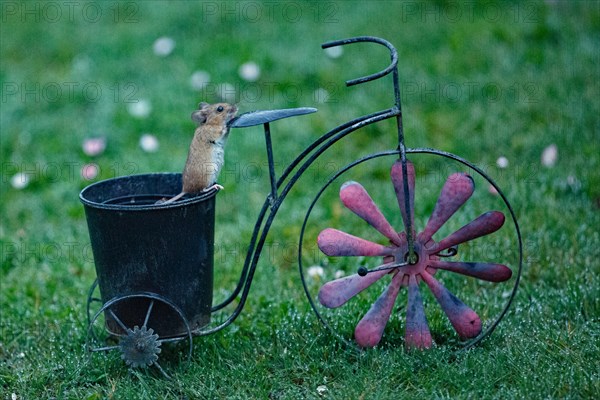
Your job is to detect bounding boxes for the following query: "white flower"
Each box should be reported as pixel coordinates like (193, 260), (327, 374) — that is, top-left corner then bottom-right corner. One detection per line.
(496, 156), (509, 169)
(10, 173), (29, 189)
(139, 133), (159, 153)
(81, 163), (99, 180)
(316, 385), (328, 396)
(153, 36), (175, 57)
(541, 144), (558, 167)
(307, 266), (324, 279)
(325, 46), (343, 58)
(334, 270), (345, 279)
(238, 61), (260, 82)
(82, 137), (106, 156)
(127, 99), (152, 118)
(190, 70), (211, 90)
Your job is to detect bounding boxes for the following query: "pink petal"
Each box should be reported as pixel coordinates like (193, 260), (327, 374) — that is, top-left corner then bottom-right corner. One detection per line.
(429, 260), (512, 282)
(354, 273), (402, 347)
(82, 137), (106, 156)
(390, 160), (416, 235)
(81, 163), (99, 180)
(340, 181), (402, 246)
(405, 275), (432, 349)
(421, 272), (481, 340)
(433, 211), (505, 253)
(420, 173), (474, 243)
(318, 269), (390, 308)
(317, 228), (394, 257)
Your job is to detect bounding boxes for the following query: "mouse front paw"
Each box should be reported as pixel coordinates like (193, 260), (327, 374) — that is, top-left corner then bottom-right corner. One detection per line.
(205, 184), (224, 192)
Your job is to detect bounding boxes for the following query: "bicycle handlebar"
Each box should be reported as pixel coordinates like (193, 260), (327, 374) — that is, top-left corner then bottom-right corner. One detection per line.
(321, 36), (399, 87)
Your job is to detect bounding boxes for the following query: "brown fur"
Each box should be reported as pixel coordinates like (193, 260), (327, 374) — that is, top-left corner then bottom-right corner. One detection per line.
(160, 102), (237, 204)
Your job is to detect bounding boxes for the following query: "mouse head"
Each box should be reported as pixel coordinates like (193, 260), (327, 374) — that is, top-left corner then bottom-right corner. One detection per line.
(191, 102), (238, 126)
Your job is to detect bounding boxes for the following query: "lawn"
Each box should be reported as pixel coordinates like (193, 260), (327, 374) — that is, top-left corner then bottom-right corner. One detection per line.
(1, 1), (599, 399)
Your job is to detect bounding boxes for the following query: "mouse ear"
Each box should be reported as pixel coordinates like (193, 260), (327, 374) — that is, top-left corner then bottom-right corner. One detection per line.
(191, 109), (207, 124)
(198, 102), (209, 110)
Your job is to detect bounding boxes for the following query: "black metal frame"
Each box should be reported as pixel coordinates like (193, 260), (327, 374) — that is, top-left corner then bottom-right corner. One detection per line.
(213, 35), (521, 348)
(87, 36), (522, 355)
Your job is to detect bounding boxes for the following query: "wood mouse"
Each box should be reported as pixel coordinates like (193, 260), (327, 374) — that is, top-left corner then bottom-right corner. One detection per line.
(160, 102), (238, 204)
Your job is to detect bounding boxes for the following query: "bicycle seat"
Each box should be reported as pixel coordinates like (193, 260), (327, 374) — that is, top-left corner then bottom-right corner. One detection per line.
(229, 107), (317, 128)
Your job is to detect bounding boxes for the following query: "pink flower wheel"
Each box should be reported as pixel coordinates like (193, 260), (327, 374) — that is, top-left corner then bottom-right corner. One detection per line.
(316, 159), (513, 349)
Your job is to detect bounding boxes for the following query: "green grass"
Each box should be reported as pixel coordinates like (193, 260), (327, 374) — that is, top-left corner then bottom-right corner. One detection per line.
(1, 1), (599, 398)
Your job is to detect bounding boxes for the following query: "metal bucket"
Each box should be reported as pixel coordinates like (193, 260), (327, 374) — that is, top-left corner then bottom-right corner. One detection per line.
(80, 173), (215, 337)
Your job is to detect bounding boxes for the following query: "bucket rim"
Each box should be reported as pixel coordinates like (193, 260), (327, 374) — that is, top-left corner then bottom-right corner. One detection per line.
(79, 172), (218, 211)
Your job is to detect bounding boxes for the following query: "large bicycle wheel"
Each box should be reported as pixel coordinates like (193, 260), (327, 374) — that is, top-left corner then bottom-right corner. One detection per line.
(299, 150), (522, 350)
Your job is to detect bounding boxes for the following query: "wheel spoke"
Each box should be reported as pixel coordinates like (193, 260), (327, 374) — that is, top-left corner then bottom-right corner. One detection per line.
(154, 361), (171, 379)
(421, 272), (481, 340)
(390, 160), (416, 236)
(91, 345), (120, 352)
(340, 181), (402, 246)
(318, 268), (390, 308)
(405, 275), (432, 349)
(354, 273), (402, 348)
(143, 300), (155, 328)
(433, 211), (505, 253)
(430, 260), (512, 282)
(108, 309), (129, 333)
(420, 173), (474, 244)
(317, 228), (395, 257)
(157, 337), (186, 344)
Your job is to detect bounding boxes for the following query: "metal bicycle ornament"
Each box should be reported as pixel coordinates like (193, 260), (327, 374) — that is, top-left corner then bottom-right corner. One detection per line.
(81, 36), (522, 375)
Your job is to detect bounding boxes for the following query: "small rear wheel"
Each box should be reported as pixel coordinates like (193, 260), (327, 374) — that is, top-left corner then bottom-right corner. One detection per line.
(87, 292), (193, 378)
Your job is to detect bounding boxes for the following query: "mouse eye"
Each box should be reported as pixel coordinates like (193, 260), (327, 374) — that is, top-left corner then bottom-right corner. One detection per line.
(216, 106), (224, 112)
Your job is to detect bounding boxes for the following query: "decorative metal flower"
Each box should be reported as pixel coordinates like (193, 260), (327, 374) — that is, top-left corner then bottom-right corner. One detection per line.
(317, 160), (512, 349)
